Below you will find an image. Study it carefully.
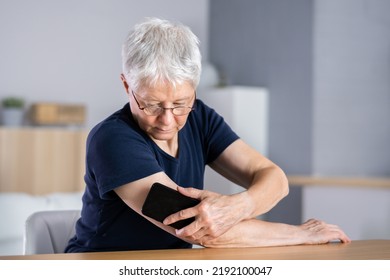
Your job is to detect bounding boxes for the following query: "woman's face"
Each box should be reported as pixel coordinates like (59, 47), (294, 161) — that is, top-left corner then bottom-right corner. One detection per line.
(126, 80), (195, 142)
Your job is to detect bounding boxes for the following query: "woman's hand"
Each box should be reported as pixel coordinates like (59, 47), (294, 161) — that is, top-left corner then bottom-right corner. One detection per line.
(299, 219), (351, 245)
(163, 187), (252, 244)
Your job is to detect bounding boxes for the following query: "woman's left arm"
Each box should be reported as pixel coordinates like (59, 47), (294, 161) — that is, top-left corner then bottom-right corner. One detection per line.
(210, 139), (289, 217)
(164, 139), (289, 242)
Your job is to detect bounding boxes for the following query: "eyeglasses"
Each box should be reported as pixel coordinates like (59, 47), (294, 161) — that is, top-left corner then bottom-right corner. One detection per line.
(131, 90), (196, 116)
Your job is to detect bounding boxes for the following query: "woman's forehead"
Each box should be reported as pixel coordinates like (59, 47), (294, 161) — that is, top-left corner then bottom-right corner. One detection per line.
(137, 81), (195, 99)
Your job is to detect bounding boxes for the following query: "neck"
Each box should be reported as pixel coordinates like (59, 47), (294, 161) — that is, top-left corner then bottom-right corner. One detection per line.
(152, 135), (179, 158)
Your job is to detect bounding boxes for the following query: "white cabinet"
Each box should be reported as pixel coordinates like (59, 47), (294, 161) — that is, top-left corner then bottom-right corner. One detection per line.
(197, 86), (269, 195)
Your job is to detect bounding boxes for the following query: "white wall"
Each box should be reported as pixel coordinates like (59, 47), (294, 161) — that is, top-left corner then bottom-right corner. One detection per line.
(0, 0), (209, 128)
(313, 0), (390, 176)
(208, 0), (390, 240)
(304, 0), (390, 240)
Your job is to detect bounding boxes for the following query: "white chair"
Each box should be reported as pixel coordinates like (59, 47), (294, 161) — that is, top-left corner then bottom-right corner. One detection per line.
(23, 210), (80, 255)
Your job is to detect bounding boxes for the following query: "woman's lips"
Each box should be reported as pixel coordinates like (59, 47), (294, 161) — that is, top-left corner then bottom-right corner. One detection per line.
(155, 127), (173, 133)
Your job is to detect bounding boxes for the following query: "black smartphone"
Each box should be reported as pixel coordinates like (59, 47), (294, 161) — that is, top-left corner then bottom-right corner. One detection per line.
(141, 182), (200, 229)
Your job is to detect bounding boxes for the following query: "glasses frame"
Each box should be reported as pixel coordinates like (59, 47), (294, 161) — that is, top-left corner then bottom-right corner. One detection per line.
(131, 90), (196, 116)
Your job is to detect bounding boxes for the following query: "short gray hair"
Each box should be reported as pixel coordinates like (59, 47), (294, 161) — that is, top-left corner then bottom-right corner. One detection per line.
(122, 18), (202, 91)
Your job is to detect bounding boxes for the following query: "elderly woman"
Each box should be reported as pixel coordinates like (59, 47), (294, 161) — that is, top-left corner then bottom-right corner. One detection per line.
(65, 18), (350, 253)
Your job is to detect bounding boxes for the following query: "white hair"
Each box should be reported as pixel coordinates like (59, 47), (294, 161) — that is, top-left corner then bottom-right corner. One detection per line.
(121, 18), (202, 91)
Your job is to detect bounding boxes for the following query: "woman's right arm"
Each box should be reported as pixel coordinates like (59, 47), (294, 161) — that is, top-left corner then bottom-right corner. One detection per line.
(200, 218), (351, 248)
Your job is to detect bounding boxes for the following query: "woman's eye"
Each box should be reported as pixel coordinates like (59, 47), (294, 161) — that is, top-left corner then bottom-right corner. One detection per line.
(147, 104), (161, 108)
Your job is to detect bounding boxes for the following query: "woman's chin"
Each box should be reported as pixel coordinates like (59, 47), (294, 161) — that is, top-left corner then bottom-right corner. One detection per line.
(150, 130), (176, 141)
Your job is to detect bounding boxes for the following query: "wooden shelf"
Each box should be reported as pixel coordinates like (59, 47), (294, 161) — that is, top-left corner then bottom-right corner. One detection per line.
(0, 127), (88, 195)
(287, 175), (390, 188)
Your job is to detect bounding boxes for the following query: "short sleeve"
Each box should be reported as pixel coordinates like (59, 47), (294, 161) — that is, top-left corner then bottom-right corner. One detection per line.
(85, 120), (162, 199)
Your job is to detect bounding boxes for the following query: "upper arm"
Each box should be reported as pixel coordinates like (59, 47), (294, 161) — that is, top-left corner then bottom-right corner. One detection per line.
(114, 171), (175, 216)
(113, 172), (181, 236)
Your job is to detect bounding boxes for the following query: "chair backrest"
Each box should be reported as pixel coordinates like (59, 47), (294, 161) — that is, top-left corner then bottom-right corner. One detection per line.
(23, 210), (80, 255)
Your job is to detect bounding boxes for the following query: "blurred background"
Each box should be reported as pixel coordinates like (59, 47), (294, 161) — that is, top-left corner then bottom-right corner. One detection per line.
(0, 0), (389, 255)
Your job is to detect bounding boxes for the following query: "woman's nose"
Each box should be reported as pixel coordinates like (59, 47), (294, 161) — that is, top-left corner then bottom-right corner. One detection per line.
(158, 108), (175, 124)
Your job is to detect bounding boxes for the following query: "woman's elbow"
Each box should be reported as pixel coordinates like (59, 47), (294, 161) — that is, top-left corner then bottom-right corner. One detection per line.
(277, 166), (289, 199)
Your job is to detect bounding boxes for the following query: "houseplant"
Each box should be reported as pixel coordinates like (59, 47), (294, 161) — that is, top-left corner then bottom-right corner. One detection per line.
(1, 97), (25, 126)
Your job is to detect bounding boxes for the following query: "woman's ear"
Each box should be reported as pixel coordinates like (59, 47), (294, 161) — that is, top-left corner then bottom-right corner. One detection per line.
(120, 74), (130, 94)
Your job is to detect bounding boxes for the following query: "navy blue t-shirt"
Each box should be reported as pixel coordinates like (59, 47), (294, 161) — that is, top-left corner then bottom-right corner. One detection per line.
(65, 99), (239, 252)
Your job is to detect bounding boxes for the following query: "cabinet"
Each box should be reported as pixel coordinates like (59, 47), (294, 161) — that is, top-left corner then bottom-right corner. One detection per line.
(0, 127), (88, 195)
(197, 86), (269, 195)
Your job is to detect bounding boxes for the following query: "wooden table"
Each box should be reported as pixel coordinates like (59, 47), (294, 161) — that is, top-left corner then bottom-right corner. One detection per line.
(1, 240), (389, 260)
(287, 175), (390, 188)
